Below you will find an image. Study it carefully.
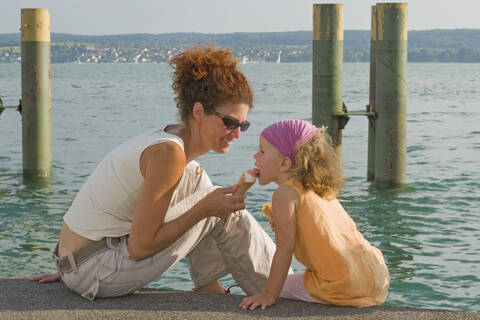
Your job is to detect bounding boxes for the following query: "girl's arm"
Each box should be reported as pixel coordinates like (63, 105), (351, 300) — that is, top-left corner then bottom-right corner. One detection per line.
(128, 142), (245, 261)
(239, 184), (298, 310)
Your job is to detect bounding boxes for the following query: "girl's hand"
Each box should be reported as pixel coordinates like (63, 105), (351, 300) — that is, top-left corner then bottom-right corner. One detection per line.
(198, 185), (246, 219)
(29, 273), (61, 283)
(239, 292), (276, 310)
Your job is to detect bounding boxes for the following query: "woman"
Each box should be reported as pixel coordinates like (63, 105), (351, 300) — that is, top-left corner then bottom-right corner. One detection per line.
(30, 45), (276, 300)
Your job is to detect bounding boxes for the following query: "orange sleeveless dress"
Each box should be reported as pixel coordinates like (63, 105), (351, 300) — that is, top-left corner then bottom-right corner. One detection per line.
(285, 179), (390, 307)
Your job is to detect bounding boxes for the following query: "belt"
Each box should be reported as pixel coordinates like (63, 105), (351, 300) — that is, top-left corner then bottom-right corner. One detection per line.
(54, 237), (122, 273)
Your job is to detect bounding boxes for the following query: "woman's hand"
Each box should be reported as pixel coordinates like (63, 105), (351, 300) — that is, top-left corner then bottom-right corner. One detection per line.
(29, 273), (61, 283)
(197, 185), (246, 219)
(239, 292), (276, 310)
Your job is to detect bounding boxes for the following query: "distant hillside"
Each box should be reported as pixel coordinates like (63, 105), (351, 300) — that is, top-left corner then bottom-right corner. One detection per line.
(1, 29), (479, 63)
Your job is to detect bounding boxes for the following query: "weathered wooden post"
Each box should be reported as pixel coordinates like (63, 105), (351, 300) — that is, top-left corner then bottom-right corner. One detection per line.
(312, 4), (344, 157)
(374, 3), (407, 187)
(21, 8), (52, 178)
(367, 5), (377, 181)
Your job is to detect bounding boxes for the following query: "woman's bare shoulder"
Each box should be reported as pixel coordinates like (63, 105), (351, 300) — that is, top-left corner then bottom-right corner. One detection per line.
(140, 141), (186, 178)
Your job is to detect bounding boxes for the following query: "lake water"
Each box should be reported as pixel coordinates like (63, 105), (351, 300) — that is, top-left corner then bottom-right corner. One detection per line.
(0, 62), (479, 312)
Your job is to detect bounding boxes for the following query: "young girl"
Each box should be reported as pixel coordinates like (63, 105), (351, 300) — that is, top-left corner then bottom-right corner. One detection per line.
(239, 120), (390, 310)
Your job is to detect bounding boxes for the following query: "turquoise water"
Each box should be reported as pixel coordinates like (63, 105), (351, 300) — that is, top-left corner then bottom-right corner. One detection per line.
(1, 62), (479, 312)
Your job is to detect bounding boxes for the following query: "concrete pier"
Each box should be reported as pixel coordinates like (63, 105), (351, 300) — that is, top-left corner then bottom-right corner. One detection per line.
(0, 278), (477, 320)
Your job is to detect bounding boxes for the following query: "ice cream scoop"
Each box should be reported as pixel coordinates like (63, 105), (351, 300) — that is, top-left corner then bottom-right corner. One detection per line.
(233, 169), (259, 195)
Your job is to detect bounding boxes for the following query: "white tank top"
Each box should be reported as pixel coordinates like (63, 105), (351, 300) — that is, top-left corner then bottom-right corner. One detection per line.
(64, 127), (184, 241)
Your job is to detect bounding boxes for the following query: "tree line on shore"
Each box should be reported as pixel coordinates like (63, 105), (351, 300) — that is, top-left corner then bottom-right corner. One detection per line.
(1, 29), (479, 63)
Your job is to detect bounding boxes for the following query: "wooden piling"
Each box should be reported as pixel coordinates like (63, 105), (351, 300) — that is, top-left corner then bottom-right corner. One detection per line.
(374, 3), (407, 187)
(21, 9), (52, 178)
(312, 4), (344, 157)
(367, 5), (377, 181)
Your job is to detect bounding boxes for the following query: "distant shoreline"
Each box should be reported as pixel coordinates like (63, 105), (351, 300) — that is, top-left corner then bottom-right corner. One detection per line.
(2, 29), (480, 63)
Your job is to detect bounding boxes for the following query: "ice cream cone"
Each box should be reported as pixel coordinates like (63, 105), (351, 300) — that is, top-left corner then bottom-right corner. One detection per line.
(233, 169), (259, 195)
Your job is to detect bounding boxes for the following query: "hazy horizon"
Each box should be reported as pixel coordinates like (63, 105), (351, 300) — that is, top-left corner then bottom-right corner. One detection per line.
(1, 1), (480, 36)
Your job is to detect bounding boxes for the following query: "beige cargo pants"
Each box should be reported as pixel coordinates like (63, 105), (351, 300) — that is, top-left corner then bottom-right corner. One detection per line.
(57, 161), (277, 300)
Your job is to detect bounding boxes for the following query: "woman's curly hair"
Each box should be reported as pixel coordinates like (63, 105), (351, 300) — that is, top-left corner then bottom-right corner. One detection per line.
(170, 44), (253, 123)
(291, 127), (343, 199)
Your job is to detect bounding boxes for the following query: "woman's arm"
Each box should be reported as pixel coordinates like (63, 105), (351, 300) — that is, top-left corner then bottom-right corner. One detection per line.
(240, 185), (298, 310)
(128, 142), (245, 261)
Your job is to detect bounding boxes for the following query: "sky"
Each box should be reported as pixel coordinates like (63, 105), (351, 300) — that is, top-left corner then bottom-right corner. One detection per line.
(1, 0), (479, 35)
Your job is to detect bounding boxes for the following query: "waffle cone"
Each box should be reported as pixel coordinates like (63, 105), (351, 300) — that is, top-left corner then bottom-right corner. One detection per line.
(233, 173), (256, 195)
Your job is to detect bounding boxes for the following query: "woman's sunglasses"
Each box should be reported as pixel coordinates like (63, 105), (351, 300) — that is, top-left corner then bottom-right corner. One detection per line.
(210, 110), (250, 132)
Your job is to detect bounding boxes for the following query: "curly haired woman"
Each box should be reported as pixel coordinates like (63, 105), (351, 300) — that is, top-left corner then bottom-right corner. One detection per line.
(30, 45), (276, 300)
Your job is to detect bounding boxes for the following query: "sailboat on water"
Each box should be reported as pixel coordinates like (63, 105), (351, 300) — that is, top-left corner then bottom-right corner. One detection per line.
(276, 51), (281, 63)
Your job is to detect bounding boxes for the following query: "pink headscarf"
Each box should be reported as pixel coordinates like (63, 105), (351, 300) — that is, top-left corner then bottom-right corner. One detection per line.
(261, 120), (318, 163)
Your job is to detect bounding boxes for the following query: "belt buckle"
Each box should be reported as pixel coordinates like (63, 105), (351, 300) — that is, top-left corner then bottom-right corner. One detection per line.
(52, 243), (65, 276)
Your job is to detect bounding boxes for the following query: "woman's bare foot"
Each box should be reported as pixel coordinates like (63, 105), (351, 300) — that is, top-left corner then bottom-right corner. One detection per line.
(194, 280), (226, 294)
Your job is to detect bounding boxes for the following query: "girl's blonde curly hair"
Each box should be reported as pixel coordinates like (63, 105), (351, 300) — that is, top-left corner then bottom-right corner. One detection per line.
(291, 127), (343, 199)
